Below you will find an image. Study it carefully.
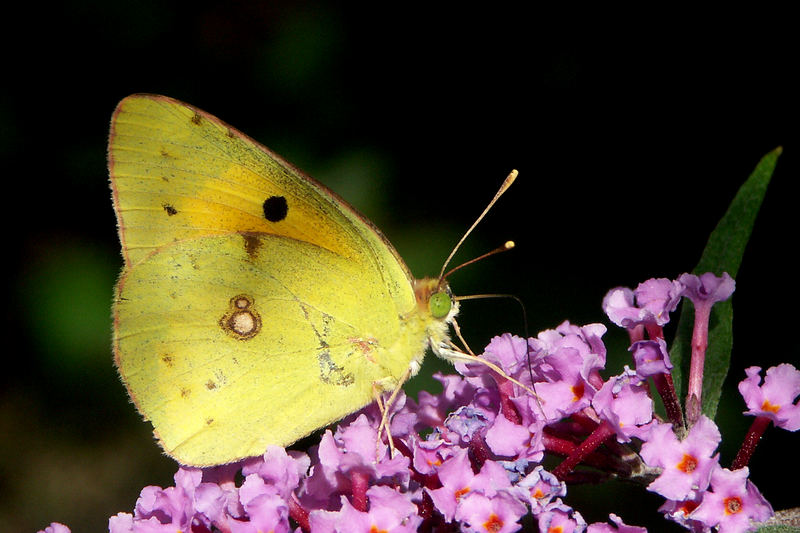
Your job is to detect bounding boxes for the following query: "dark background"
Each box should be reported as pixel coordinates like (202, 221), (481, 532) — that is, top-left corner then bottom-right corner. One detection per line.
(2, 3), (797, 531)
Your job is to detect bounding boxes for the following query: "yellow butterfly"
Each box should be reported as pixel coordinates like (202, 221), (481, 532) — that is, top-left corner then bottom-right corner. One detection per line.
(109, 94), (516, 467)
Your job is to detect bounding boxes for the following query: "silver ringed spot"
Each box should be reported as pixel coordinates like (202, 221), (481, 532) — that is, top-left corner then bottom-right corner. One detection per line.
(219, 294), (262, 340)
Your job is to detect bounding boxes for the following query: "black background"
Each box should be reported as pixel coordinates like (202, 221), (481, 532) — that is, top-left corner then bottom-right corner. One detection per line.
(2, 3), (797, 531)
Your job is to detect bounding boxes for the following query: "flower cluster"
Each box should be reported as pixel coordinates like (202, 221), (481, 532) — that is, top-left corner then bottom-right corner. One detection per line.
(41, 273), (798, 532)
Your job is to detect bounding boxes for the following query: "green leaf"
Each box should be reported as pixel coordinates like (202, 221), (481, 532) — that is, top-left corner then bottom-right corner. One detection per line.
(670, 147), (781, 421)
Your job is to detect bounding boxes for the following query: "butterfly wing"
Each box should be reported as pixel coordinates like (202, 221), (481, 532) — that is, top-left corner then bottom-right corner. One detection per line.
(114, 233), (428, 465)
(109, 94), (413, 303)
(109, 95), (432, 465)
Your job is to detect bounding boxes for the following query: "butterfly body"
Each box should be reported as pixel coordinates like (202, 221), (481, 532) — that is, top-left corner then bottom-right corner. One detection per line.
(109, 95), (456, 466)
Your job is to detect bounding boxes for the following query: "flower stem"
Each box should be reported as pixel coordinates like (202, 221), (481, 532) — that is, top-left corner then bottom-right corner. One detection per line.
(686, 303), (711, 425)
(350, 471), (370, 512)
(289, 492), (310, 532)
(552, 420), (616, 480)
(731, 416), (772, 470)
(653, 372), (685, 429)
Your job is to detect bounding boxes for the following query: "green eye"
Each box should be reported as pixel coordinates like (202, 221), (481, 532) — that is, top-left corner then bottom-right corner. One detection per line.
(429, 291), (452, 319)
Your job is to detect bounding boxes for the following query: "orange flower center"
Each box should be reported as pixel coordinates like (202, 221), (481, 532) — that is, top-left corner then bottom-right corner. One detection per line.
(724, 496), (743, 515)
(571, 382), (585, 402)
(455, 487), (470, 502)
(761, 399), (781, 413)
(677, 454), (698, 473)
(484, 513), (504, 532)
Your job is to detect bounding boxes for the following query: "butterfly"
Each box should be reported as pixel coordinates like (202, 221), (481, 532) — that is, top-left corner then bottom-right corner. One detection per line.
(109, 94), (518, 466)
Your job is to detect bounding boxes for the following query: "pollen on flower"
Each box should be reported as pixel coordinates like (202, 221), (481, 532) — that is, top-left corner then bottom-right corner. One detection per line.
(370, 526), (388, 533)
(454, 487), (470, 502)
(724, 496), (743, 515)
(571, 382), (585, 402)
(483, 513), (504, 533)
(760, 400), (781, 414)
(677, 454), (698, 473)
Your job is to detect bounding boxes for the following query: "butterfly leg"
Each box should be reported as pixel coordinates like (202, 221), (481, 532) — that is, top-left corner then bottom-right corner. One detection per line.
(373, 365), (413, 460)
(372, 385), (394, 459)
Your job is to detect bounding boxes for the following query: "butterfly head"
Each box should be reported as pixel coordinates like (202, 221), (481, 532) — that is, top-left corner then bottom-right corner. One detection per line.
(413, 277), (459, 323)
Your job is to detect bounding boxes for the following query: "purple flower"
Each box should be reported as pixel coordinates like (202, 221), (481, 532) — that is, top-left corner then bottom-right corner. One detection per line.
(484, 411), (544, 462)
(691, 466), (773, 532)
(738, 364), (800, 431)
(411, 437), (456, 475)
(640, 416), (720, 500)
(523, 322), (607, 421)
(515, 466), (565, 512)
(229, 475), (290, 533)
(38, 524), (71, 533)
(678, 272), (735, 307)
(657, 496), (705, 532)
(427, 447), (516, 522)
(630, 338), (672, 377)
(537, 507), (587, 533)
(532, 322), (607, 378)
(477, 333), (532, 379)
(592, 367), (654, 442)
(303, 415), (410, 511)
(414, 373), (477, 428)
(57, 268), (791, 532)
(454, 491), (528, 533)
(602, 278), (683, 328)
(442, 405), (493, 444)
(308, 485), (421, 533)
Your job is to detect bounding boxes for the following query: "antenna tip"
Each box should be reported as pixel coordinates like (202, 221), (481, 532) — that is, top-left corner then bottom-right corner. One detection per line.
(504, 240), (515, 250)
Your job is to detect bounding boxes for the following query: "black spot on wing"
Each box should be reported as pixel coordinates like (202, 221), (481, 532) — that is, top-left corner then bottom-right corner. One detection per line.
(263, 195), (288, 222)
(163, 203), (178, 216)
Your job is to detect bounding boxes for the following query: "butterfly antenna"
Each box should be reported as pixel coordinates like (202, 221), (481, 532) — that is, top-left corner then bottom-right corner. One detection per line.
(438, 169), (518, 281)
(442, 241), (515, 281)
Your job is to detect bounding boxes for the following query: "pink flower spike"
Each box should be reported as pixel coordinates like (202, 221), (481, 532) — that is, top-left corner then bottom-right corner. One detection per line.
(691, 466), (773, 532)
(738, 364), (800, 430)
(678, 272), (735, 424)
